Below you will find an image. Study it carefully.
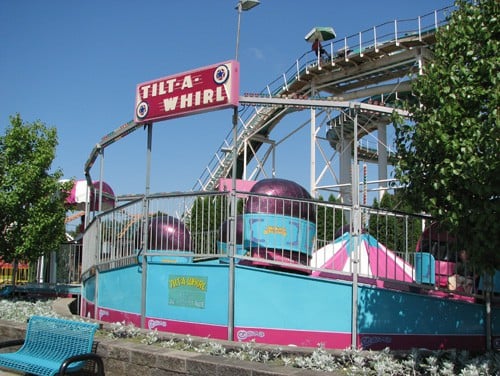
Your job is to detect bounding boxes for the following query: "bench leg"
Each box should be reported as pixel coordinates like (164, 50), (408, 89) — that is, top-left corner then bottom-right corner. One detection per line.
(58, 353), (105, 376)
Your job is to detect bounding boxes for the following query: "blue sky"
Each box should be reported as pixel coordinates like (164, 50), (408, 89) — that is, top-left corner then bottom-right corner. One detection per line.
(0, 1), (453, 197)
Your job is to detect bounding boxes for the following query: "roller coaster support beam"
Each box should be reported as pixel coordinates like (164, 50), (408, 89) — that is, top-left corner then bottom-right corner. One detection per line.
(239, 96), (410, 117)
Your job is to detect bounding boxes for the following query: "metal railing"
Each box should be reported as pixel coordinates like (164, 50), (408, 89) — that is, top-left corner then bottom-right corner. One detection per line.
(0, 243), (82, 286)
(81, 189), (476, 295)
(192, 6), (455, 193)
(0, 262), (30, 285)
(264, 6), (453, 98)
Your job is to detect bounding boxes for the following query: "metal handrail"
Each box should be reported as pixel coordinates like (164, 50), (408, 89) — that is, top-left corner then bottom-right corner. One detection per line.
(192, 6), (455, 193)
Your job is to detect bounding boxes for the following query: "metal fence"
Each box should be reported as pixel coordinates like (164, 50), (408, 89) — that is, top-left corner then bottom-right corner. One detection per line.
(81, 190), (474, 294)
(0, 242), (82, 286)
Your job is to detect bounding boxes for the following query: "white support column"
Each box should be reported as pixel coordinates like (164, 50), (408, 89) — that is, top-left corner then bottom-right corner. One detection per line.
(49, 251), (57, 284)
(338, 138), (352, 205)
(243, 138), (247, 180)
(310, 107), (317, 197)
(377, 123), (388, 201)
(417, 48), (424, 76)
(37, 256), (45, 283)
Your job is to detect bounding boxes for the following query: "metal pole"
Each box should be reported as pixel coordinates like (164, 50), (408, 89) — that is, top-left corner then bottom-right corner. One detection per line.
(485, 273), (493, 350)
(227, 108), (238, 342)
(351, 109), (360, 349)
(140, 123), (153, 329)
(228, 1), (243, 342)
(94, 216), (101, 320)
(234, 3), (242, 61)
(310, 84), (317, 197)
(228, 0), (259, 343)
(310, 108), (316, 196)
(377, 123), (387, 201)
(98, 149), (105, 212)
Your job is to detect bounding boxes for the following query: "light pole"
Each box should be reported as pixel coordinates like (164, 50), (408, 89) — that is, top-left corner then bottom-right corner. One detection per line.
(234, 0), (260, 60)
(228, 0), (260, 342)
(231, 0), (260, 190)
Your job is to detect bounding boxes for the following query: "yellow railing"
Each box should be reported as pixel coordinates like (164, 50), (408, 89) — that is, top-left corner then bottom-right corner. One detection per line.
(0, 263), (31, 284)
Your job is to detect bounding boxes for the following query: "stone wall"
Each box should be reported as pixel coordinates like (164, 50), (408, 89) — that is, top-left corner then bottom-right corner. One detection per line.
(0, 320), (338, 375)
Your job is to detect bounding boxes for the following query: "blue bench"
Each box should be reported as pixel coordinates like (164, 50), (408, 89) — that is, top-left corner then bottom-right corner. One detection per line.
(0, 315), (104, 376)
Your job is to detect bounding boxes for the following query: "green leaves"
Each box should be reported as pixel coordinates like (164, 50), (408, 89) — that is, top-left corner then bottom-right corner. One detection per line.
(394, 0), (500, 269)
(0, 114), (67, 265)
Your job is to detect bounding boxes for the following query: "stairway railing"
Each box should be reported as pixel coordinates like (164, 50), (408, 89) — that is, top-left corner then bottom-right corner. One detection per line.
(192, 6), (454, 192)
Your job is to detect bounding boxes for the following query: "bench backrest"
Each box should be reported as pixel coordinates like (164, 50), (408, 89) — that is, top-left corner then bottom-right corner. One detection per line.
(20, 316), (98, 363)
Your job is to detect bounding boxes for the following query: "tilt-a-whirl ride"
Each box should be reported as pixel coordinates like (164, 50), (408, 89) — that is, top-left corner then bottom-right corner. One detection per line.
(78, 5), (500, 351)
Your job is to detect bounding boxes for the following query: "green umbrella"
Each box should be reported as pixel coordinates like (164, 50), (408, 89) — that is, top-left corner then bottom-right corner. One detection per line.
(304, 26), (336, 43)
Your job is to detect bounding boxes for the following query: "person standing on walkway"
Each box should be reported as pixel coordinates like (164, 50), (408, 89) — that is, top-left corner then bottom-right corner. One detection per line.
(312, 38), (330, 60)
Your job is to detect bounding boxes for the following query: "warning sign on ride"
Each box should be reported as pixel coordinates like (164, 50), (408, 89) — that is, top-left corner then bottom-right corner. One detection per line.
(134, 60), (240, 123)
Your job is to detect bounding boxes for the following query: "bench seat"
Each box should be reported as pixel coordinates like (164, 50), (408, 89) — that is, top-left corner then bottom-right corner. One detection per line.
(0, 315), (104, 376)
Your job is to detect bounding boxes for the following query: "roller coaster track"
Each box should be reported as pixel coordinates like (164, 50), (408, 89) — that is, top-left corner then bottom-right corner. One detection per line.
(191, 6), (454, 193)
(83, 6), (454, 197)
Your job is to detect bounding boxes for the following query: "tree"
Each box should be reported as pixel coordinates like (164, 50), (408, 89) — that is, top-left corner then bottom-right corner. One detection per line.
(394, 0), (499, 269)
(0, 115), (69, 274)
(370, 191), (423, 255)
(316, 194), (345, 243)
(187, 194), (244, 253)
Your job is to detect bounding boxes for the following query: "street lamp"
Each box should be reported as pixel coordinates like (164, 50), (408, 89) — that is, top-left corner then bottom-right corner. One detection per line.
(233, 0), (260, 180)
(232, 0), (260, 195)
(235, 0), (260, 60)
(239, 0), (260, 10)
(228, 0), (260, 342)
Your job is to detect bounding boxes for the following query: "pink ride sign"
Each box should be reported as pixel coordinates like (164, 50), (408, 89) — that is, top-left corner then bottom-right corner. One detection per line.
(134, 60), (240, 123)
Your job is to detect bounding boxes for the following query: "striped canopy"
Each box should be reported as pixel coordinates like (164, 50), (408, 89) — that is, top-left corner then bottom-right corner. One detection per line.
(310, 232), (414, 282)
